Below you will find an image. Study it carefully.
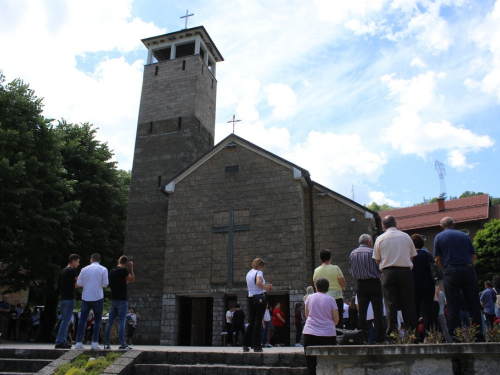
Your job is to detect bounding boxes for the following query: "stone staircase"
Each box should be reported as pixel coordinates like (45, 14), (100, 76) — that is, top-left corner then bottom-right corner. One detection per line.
(0, 349), (63, 375)
(135, 350), (308, 375)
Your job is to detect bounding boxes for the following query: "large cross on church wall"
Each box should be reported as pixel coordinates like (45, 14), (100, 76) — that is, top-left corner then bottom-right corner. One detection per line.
(212, 209), (250, 286)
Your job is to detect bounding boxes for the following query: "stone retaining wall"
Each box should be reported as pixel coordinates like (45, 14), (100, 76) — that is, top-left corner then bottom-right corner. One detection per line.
(306, 343), (500, 375)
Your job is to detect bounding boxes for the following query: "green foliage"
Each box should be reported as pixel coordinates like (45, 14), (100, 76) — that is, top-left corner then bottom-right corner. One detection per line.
(0, 75), (78, 291)
(389, 328), (417, 344)
(54, 353), (121, 375)
(365, 202), (395, 213)
(486, 324), (500, 342)
(0, 73), (130, 293)
(454, 323), (479, 343)
(424, 326), (444, 344)
(55, 120), (130, 269)
(491, 197), (500, 206)
(459, 191), (484, 198)
(474, 219), (500, 285)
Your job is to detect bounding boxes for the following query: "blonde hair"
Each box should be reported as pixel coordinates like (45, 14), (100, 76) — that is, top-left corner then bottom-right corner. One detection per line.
(303, 286), (314, 302)
(252, 258), (265, 269)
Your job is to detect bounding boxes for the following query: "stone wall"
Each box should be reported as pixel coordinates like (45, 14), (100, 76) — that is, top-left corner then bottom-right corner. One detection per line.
(308, 343), (500, 375)
(124, 54), (217, 344)
(305, 186), (376, 297)
(162, 144), (308, 344)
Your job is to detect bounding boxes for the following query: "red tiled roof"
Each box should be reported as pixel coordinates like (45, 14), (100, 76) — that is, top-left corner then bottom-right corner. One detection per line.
(380, 195), (490, 231)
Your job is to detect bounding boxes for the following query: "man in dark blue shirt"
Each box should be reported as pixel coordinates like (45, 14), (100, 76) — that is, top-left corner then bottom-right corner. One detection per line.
(434, 216), (484, 341)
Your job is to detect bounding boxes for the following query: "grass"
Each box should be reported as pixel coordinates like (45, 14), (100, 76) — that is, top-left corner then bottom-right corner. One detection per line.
(54, 352), (122, 375)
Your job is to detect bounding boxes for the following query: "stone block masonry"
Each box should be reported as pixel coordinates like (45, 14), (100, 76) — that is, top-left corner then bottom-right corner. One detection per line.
(124, 53), (217, 344)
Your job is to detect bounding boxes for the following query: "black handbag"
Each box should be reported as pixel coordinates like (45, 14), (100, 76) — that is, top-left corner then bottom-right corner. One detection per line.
(252, 271), (267, 305)
(336, 328), (364, 345)
(428, 252), (443, 281)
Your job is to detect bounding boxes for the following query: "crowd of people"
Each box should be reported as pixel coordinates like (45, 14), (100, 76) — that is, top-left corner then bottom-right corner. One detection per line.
(0, 295), (42, 343)
(0, 253), (138, 350)
(243, 215), (499, 375)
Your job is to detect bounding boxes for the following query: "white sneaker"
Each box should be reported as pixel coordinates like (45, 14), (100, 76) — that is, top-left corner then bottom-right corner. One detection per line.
(75, 342), (84, 350)
(91, 342), (102, 350)
(295, 343), (303, 347)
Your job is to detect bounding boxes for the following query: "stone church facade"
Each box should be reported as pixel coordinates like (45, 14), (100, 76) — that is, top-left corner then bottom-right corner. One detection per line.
(124, 26), (381, 346)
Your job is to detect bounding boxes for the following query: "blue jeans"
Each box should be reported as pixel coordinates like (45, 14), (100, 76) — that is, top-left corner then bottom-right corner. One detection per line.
(55, 299), (76, 345)
(443, 265), (484, 340)
(261, 321), (270, 345)
(104, 300), (128, 346)
(76, 299), (104, 344)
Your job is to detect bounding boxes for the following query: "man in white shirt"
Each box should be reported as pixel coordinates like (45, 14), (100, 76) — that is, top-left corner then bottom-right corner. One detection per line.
(373, 216), (417, 338)
(74, 253), (108, 350)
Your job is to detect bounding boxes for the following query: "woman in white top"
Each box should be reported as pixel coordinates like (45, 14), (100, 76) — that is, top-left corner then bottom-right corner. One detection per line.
(261, 303), (272, 347)
(242, 258), (274, 352)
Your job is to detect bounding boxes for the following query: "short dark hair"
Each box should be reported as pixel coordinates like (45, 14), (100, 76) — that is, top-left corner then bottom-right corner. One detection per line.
(410, 234), (425, 249)
(316, 277), (330, 293)
(68, 254), (80, 263)
(91, 253), (101, 262)
(382, 216), (396, 228)
(118, 255), (128, 265)
(493, 275), (500, 288)
(485, 280), (492, 288)
(319, 249), (331, 262)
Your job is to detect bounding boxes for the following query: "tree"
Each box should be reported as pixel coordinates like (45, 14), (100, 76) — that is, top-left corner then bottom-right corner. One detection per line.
(55, 121), (130, 269)
(459, 191), (485, 199)
(365, 202), (395, 213)
(473, 219), (500, 286)
(0, 73), (78, 292)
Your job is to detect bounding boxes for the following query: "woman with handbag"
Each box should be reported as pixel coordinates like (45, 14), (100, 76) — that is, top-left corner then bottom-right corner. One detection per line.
(303, 277), (339, 375)
(242, 258), (274, 353)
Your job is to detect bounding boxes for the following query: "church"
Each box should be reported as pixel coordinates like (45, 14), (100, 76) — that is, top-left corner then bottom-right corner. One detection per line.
(123, 25), (382, 346)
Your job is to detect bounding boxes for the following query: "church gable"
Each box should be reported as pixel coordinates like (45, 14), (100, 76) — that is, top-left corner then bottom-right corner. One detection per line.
(163, 138), (308, 295)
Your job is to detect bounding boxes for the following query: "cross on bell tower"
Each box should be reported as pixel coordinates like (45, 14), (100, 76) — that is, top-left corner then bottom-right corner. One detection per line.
(123, 26), (224, 344)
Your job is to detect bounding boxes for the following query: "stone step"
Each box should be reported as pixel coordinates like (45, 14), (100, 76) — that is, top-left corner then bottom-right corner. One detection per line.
(140, 351), (306, 368)
(0, 349), (62, 360)
(0, 359), (52, 373)
(135, 364), (308, 375)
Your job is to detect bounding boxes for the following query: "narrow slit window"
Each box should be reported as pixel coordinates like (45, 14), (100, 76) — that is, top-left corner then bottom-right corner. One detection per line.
(202, 65), (204, 75)
(225, 166), (239, 173)
(178, 117), (182, 129)
(155, 66), (159, 76)
(182, 60), (186, 70)
(149, 122), (153, 133)
(211, 79), (214, 89)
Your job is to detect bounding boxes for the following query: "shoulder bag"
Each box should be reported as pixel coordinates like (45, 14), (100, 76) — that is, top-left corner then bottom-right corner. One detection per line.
(427, 251), (443, 281)
(252, 270), (267, 305)
(336, 328), (365, 345)
(493, 288), (500, 309)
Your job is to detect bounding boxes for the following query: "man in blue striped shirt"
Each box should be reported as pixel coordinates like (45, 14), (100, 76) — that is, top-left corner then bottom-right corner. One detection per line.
(350, 234), (385, 344)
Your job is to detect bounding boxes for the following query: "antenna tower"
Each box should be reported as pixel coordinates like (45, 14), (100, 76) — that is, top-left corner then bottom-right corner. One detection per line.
(351, 185), (355, 201)
(435, 160), (447, 199)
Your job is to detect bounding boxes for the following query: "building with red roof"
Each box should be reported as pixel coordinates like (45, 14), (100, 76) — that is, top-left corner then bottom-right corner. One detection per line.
(379, 194), (499, 255)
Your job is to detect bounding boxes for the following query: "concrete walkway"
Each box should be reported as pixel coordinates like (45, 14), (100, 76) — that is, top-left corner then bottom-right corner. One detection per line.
(0, 339), (303, 353)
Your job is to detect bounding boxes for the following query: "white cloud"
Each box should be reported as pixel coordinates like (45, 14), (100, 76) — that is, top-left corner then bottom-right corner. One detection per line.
(0, 0), (164, 170)
(381, 72), (494, 166)
(282, 130), (387, 191)
(265, 83), (298, 120)
(368, 191), (401, 207)
(468, 0), (500, 101)
(410, 57), (427, 68)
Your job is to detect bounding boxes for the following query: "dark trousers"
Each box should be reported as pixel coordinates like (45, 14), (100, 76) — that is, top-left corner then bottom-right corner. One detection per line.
(243, 298), (266, 349)
(274, 325), (284, 345)
(233, 324), (245, 344)
(414, 284), (435, 339)
(443, 265), (484, 340)
(356, 278), (385, 343)
(303, 334), (337, 375)
(295, 322), (303, 343)
(225, 322), (233, 346)
(381, 267), (417, 337)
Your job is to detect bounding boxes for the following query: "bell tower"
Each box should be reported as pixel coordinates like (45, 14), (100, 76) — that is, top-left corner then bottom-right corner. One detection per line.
(124, 26), (223, 344)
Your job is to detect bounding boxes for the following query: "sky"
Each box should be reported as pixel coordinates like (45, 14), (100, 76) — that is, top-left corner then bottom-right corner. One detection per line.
(1, 0), (499, 207)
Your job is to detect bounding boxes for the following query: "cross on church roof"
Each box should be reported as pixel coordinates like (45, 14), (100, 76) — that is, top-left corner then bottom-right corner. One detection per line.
(180, 10), (194, 29)
(227, 114), (241, 134)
